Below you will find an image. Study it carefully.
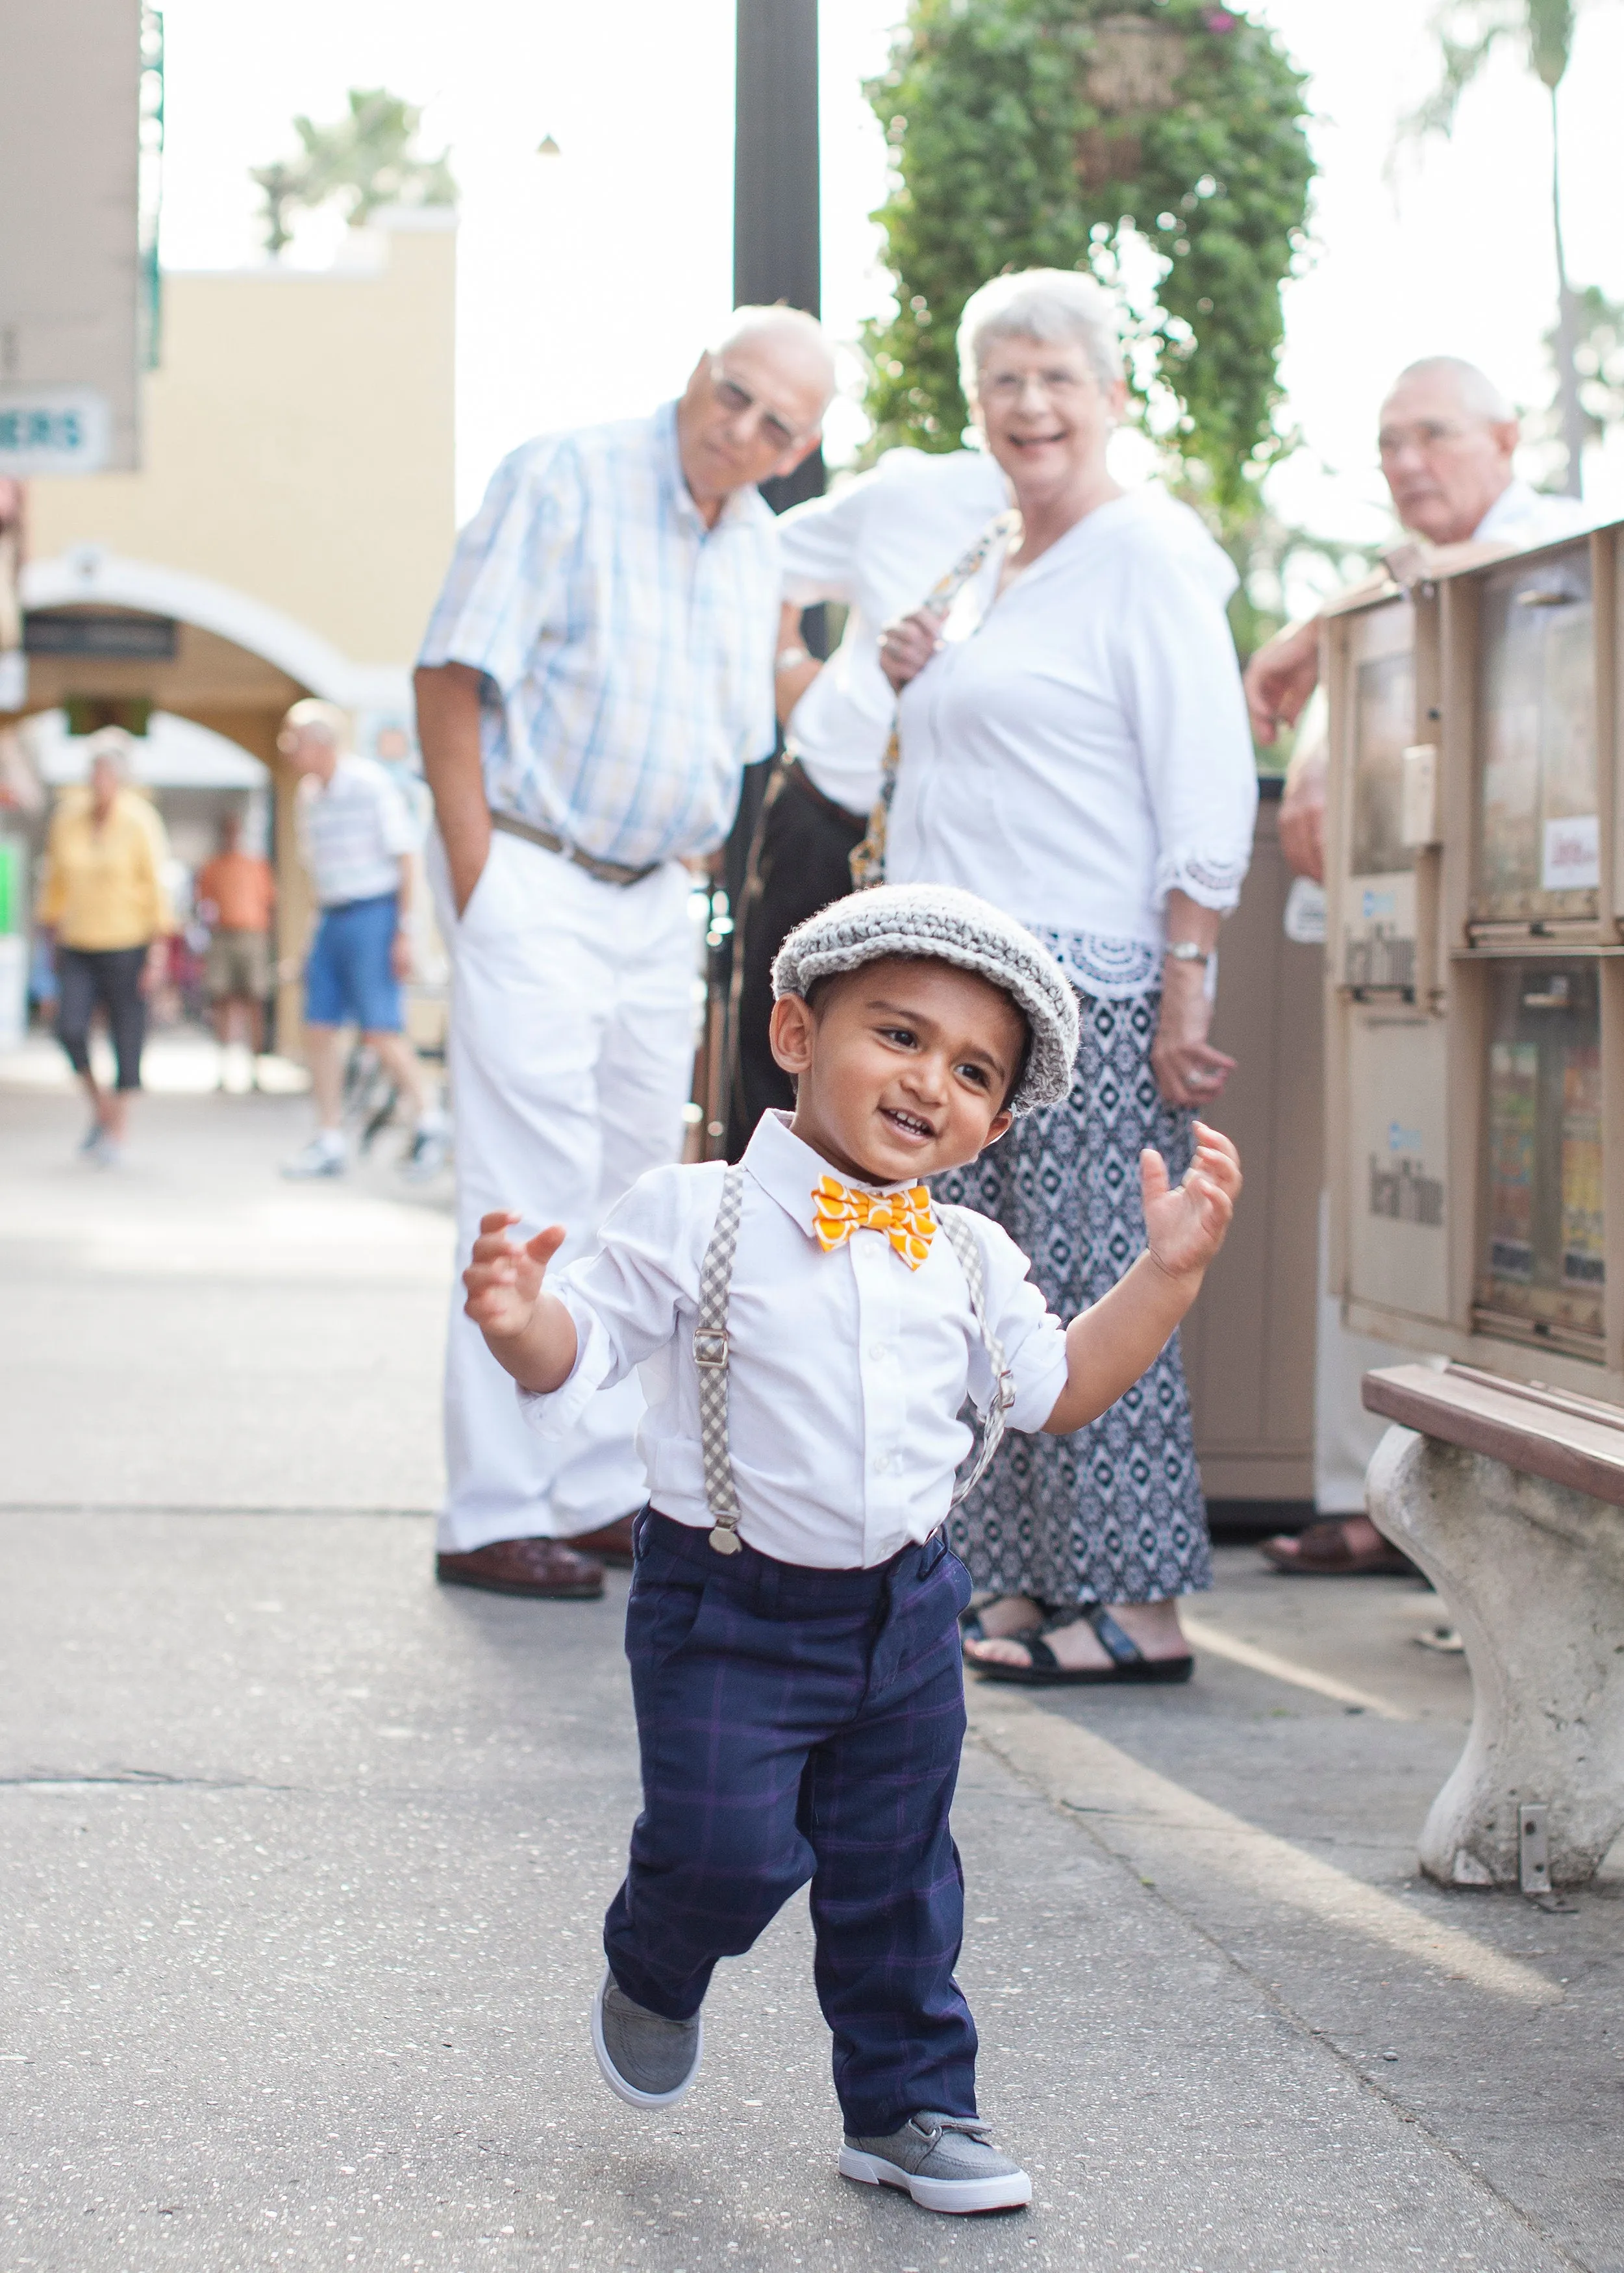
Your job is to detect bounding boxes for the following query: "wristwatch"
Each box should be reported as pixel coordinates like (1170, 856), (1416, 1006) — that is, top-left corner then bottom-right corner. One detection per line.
(775, 646), (812, 673)
(1164, 940), (1211, 966)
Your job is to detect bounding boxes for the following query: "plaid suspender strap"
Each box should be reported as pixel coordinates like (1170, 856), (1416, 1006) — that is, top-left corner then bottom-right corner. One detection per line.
(691, 1171), (1015, 1553)
(847, 509), (1018, 892)
(693, 1164), (747, 1553)
(936, 1206), (1018, 1508)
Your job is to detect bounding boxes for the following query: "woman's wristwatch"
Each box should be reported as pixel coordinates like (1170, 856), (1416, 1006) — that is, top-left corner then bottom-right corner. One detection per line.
(775, 646), (812, 673)
(1164, 940), (1211, 967)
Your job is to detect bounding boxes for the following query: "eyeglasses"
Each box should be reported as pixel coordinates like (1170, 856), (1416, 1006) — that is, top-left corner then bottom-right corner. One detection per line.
(1377, 420), (1480, 459)
(708, 362), (812, 454)
(979, 367), (1095, 403)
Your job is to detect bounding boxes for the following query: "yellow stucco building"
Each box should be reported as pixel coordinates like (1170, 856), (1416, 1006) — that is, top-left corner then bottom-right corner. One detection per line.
(16, 211), (456, 1041)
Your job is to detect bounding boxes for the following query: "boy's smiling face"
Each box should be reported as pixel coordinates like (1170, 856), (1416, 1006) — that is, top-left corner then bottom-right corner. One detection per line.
(771, 955), (1025, 1187)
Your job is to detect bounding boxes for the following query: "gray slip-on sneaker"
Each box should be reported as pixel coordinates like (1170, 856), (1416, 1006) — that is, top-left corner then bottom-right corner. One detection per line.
(591, 1968), (703, 2110)
(839, 2113), (1031, 2215)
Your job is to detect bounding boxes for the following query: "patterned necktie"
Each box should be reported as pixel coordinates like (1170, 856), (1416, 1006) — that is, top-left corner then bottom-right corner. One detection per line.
(811, 1175), (936, 1270)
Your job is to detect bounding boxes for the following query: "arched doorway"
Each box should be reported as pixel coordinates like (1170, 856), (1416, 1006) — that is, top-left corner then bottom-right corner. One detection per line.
(14, 544), (414, 1050)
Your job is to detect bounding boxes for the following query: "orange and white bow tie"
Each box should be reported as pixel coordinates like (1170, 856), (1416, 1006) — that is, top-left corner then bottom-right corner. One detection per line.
(811, 1175), (936, 1270)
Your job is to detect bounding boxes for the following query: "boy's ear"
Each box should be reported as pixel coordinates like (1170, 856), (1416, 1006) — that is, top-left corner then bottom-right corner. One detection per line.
(769, 993), (816, 1077)
(983, 1109), (1015, 1148)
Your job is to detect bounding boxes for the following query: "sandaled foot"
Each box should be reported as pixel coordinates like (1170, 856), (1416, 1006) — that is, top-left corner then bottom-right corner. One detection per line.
(960, 1593), (1042, 1651)
(1260, 1517), (1416, 1577)
(968, 1606), (1193, 1687)
(840, 2114), (1031, 2215)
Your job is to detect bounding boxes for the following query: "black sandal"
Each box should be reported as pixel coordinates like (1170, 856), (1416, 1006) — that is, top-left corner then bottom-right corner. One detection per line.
(958, 1596), (1040, 1652)
(968, 1605), (1194, 1687)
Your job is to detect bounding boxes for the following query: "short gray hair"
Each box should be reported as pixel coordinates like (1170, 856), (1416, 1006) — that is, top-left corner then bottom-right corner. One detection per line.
(84, 725), (134, 781)
(1386, 357), (1516, 425)
(957, 269), (1122, 399)
(712, 304), (837, 409)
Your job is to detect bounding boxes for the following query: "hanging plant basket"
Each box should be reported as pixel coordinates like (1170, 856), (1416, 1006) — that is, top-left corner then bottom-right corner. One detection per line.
(864, 0), (1315, 518)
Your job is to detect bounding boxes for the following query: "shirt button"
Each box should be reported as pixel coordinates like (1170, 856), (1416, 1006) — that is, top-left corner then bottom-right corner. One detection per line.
(869, 1342), (890, 1363)
(873, 1451), (893, 1476)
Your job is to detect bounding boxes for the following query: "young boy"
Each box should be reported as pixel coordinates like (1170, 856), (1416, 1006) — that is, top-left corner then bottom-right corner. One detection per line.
(464, 883), (1241, 2217)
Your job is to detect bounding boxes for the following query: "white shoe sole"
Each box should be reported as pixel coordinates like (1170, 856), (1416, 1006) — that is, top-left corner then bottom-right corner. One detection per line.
(591, 1969), (702, 2110)
(838, 2144), (1032, 2214)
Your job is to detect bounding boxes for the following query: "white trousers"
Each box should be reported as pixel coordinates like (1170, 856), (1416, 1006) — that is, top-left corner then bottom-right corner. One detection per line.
(431, 828), (697, 1552)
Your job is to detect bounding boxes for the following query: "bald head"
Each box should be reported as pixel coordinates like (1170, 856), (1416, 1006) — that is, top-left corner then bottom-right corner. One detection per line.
(1378, 357), (1519, 544)
(677, 305), (834, 523)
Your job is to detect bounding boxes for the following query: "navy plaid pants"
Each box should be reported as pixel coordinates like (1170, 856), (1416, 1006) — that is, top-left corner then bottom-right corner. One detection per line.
(604, 1508), (979, 2137)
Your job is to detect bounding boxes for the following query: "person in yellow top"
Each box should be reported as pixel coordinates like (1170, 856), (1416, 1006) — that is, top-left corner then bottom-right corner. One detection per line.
(37, 729), (175, 1166)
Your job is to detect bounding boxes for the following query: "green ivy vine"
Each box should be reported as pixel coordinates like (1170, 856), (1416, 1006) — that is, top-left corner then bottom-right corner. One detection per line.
(864, 0), (1316, 518)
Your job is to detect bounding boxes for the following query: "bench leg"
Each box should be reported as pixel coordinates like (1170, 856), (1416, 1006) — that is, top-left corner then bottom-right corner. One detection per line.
(1367, 1422), (1624, 1889)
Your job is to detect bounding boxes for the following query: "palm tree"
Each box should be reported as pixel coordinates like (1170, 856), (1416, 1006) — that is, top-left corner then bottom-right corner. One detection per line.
(1405, 0), (1588, 493)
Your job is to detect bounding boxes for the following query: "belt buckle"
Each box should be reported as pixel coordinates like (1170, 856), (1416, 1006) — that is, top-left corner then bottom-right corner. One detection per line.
(693, 1327), (730, 1368)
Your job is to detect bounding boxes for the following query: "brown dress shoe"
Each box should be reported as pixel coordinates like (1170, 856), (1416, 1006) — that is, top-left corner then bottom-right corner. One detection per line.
(435, 1536), (605, 1600)
(1259, 1518), (1416, 1577)
(561, 1514), (639, 1568)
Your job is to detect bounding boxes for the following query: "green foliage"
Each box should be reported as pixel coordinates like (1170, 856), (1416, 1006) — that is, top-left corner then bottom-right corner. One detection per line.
(862, 0), (1314, 516)
(252, 89), (456, 258)
(1401, 1), (1575, 139)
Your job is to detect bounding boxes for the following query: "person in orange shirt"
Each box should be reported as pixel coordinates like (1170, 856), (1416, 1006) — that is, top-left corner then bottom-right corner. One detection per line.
(37, 731), (175, 1167)
(195, 810), (276, 1073)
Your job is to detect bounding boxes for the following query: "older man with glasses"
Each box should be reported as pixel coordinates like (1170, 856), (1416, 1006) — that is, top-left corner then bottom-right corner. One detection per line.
(415, 305), (835, 1602)
(1244, 355), (1593, 1576)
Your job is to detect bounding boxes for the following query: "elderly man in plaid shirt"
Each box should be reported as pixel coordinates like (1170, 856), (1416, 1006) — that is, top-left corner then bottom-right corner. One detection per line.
(416, 307), (835, 1601)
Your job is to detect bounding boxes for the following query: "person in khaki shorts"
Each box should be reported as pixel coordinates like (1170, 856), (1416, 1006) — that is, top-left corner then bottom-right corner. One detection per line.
(195, 811), (275, 1077)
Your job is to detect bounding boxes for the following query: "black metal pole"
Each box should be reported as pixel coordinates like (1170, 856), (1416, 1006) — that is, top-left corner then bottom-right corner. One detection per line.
(733, 0), (823, 517)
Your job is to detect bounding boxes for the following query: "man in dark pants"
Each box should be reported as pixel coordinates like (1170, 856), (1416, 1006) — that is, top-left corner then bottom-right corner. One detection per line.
(727, 445), (1010, 1151)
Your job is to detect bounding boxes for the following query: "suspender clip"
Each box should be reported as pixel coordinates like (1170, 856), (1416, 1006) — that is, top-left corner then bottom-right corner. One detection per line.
(693, 1327), (731, 1368)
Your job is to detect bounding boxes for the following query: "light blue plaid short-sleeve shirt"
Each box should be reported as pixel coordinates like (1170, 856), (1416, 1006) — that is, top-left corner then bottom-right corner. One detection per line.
(418, 402), (781, 869)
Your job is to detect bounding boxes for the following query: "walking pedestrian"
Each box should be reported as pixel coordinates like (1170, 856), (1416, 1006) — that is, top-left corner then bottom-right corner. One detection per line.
(875, 270), (1258, 1681)
(414, 306), (835, 1603)
(462, 885), (1241, 2208)
(277, 699), (447, 1183)
(727, 443), (1010, 1144)
(38, 728), (174, 1168)
(195, 810), (275, 1083)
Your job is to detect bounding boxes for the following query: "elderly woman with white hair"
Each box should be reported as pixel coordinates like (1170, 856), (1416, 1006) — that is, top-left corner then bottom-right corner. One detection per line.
(37, 728), (174, 1167)
(879, 268), (1256, 1683)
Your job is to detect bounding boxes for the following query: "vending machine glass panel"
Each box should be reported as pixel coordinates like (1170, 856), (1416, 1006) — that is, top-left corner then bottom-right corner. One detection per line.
(1473, 544), (1598, 923)
(1477, 959), (1604, 1346)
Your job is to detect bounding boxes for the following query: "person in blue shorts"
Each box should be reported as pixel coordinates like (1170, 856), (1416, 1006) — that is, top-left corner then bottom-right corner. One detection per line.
(279, 700), (447, 1181)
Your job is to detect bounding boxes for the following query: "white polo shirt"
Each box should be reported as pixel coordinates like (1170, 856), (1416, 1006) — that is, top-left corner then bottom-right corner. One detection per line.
(777, 447), (1012, 816)
(297, 755), (421, 910)
(521, 1110), (1070, 1570)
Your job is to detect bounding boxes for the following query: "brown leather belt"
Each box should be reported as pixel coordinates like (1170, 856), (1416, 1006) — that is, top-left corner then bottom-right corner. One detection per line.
(490, 809), (664, 888)
(780, 755), (868, 831)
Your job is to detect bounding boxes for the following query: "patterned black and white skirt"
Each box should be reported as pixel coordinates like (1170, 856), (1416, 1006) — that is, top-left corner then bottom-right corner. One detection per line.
(933, 988), (1212, 1609)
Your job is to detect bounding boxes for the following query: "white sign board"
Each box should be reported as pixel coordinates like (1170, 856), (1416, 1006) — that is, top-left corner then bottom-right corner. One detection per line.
(0, 0), (141, 473)
(0, 388), (112, 477)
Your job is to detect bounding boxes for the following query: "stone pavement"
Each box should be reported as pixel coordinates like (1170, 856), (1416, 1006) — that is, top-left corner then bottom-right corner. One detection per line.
(3, 1045), (1621, 2273)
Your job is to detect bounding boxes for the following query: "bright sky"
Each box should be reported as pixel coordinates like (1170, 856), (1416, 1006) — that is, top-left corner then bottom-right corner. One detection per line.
(156, 0), (1624, 566)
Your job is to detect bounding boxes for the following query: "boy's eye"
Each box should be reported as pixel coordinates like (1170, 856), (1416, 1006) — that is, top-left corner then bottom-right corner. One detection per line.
(878, 1025), (917, 1048)
(955, 1062), (990, 1090)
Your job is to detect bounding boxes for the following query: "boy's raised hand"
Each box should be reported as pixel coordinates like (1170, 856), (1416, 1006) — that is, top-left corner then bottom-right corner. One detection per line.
(463, 1210), (567, 1341)
(1140, 1121), (1242, 1283)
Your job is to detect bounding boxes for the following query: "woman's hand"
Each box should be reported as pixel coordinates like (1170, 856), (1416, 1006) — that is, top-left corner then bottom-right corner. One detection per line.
(877, 607), (944, 694)
(140, 940), (168, 998)
(1142, 1124), (1242, 1283)
(1151, 960), (1236, 1107)
(390, 926), (414, 982)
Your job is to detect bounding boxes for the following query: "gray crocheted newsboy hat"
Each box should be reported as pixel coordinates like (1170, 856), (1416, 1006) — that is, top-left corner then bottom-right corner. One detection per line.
(771, 883), (1079, 1115)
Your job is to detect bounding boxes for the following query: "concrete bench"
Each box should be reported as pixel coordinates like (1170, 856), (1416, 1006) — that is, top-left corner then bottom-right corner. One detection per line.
(1362, 1363), (1624, 1890)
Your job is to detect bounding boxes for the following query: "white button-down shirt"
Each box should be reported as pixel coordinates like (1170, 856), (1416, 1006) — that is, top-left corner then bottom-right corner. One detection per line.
(418, 403), (780, 870)
(778, 447), (1012, 815)
(886, 486), (1257, 998)
(521, 1111), (1069, 1569)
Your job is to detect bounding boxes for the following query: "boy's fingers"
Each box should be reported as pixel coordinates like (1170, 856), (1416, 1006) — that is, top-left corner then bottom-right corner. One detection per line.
(477, 1209), (522, 1235)
(1140, 1146), (1170, 1203)
(524, 1224), (568, 1266)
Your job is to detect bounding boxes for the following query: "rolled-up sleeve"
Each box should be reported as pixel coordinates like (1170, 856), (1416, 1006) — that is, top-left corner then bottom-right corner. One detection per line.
(1116, 552), (1257, 913)
(418, 438), (587, 696)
